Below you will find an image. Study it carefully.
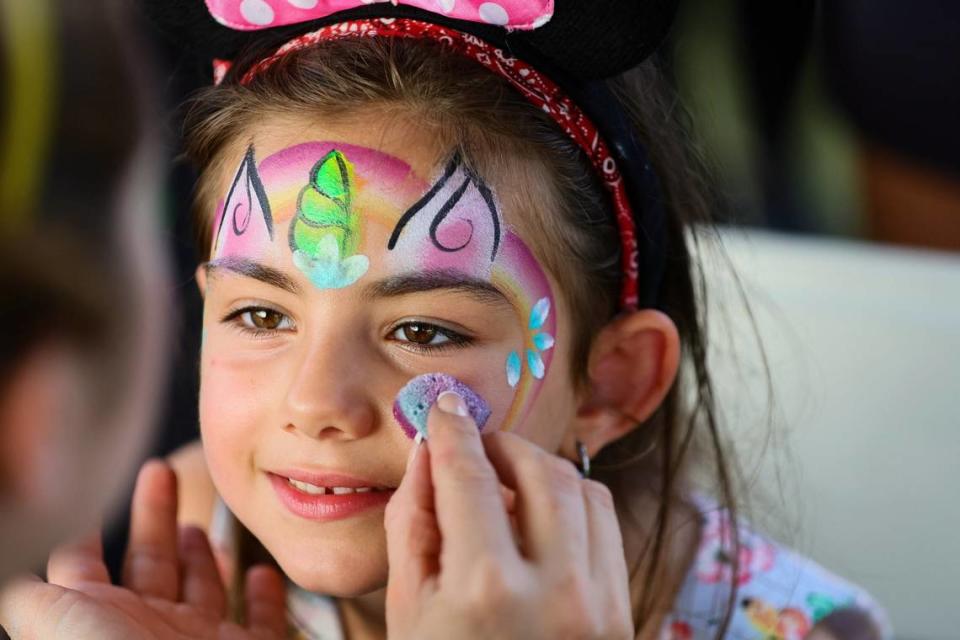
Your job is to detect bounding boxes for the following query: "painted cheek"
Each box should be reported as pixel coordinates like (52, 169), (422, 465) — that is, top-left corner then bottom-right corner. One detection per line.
(492, 232), (557, 432)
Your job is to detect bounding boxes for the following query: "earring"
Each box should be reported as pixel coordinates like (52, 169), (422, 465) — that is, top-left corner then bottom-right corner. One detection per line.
(576, 440), (591, 479)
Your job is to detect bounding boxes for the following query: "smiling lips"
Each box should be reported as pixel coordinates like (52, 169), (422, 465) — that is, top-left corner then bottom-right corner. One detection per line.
(268, 470), (396, 521)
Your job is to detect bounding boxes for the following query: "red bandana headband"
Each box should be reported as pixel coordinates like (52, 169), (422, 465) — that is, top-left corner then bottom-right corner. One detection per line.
(231, 17), (641, 308)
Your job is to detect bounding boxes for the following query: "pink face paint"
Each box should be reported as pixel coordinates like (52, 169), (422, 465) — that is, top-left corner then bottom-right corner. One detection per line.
(211, 146), (275, 261)
(393, 373), (491, 440)
(209, 141), (423, 272)
(386, 155), (499, 279)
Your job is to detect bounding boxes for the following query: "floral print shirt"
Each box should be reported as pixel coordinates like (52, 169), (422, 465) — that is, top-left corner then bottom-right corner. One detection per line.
(658, 496), (892, 640)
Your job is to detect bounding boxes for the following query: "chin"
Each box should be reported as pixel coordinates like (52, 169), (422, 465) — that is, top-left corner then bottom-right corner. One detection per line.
(277, 550), (389, 596)
(264, 531), (390, 596)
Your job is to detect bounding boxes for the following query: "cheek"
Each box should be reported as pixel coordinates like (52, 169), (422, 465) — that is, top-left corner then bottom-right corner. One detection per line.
(198, 349), (276, 487)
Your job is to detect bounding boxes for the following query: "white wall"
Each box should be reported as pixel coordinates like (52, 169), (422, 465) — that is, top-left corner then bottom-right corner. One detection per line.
(702, 229), (959, 640)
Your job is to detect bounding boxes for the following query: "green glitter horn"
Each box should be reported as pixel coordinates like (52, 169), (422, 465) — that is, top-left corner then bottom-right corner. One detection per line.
(289, 149), (370, 289)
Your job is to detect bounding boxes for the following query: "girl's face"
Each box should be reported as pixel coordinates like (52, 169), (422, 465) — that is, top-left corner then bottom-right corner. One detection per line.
(199, 117), (578, 595)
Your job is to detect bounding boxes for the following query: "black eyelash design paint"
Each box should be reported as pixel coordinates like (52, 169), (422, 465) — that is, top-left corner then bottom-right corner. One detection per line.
(386, 153), (501, 261)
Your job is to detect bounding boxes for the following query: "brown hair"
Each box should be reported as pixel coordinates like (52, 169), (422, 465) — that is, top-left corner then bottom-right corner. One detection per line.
(184, 37), (742, 634)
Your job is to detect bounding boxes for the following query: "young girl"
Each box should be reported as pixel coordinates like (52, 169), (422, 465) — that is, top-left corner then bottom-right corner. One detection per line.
(5, 2), (890, 639)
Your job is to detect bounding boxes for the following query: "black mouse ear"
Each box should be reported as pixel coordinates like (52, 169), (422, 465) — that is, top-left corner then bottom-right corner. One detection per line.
(138, 0), (679, 80)
(138, 0), (253, 61)
(519, 0), (679, 79)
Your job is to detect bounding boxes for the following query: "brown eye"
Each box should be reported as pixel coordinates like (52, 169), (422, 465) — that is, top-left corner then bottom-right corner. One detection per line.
(389, 321), (471, 352)
(400, 323), (440, 345)
(237, 308), (292, 332)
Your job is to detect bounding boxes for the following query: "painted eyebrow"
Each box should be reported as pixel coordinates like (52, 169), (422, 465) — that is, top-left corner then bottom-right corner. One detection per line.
(362, 269), (510, 307)
(204, 257), (302, 295)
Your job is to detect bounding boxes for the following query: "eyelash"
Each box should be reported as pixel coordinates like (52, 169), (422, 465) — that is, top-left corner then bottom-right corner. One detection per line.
(220, 306), (474, 353)
(221, 305), (296, 338)
(387, 321), (474, 354)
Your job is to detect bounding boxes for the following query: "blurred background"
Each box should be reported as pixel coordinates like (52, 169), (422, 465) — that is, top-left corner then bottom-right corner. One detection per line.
(3, 1), (954, 638)
(671, 1), (960, 638)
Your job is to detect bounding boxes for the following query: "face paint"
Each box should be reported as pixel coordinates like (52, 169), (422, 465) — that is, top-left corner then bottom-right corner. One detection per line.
(393, 373), (491, 441)
(489, 233), (557, 429)
(383, 153), (557, 428)
(289, 149), (370, 289)
(209, 141), (557, 433)
(211, 146), (274, 261)
(210, 141), (422, 272)
(386, 154), (500, 278)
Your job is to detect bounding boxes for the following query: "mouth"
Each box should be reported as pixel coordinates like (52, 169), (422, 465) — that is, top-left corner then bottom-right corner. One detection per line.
(267, 471), (396, 522)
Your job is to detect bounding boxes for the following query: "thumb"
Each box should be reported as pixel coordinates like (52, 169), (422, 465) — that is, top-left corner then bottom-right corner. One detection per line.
(385, 442), (440, 613)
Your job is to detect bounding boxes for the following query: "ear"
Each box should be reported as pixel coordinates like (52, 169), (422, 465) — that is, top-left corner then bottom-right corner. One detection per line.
(563, 310), (680, 460)
(195, 265), (208, 298)
(0, 345), (81, 507)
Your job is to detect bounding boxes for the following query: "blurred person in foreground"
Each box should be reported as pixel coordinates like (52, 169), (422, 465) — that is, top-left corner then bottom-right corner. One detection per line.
(0, 0), (168, 581)
(0, 3), (291, 636)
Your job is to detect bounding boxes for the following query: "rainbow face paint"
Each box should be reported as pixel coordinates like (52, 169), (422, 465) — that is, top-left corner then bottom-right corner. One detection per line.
(208, 141), (557, 433)
(393, 373), (491, 440)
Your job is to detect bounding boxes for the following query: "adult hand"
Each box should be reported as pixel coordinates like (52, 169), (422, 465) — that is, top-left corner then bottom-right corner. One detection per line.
(384, 392), (633, 640)
(0, 460), (286, 640)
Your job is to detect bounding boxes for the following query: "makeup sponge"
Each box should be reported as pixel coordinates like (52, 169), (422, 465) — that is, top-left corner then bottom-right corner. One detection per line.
(392, 373), (491, 440)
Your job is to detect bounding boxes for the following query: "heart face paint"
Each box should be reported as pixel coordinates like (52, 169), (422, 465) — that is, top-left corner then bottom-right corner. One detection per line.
(393, 373), (491, 440)
(209, 142), (556, 432)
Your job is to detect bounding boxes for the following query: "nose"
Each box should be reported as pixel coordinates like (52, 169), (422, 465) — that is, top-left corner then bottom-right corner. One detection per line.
(282, 332), (377, 440)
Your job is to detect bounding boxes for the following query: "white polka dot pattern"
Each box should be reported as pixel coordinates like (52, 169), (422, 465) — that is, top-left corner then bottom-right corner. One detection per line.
(205, 0), (554, 31)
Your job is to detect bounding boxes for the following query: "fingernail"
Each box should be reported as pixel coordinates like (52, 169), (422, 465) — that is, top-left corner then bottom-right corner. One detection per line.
(437, 390), (469, 417)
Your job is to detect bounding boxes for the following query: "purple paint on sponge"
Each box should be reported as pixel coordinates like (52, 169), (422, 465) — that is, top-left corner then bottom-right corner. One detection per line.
(392, 373), (491, 440)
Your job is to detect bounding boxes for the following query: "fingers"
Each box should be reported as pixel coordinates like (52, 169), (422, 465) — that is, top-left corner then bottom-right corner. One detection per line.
(424, 392), (519, 572)
(243, 565), (287, 637)
(482, 432), (589, 568)
(582, 478), (630, 601)
(123, 459), (181, 601)
(47, 532), (110, 588)
(385, 442), (440, 605)
(0, 575), (45, 637)
(178, 526), (227, 618)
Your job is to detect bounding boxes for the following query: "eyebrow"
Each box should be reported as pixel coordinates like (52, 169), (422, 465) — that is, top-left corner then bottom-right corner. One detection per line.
(204, 257), (302, 295)
(362, 269), (510, 307)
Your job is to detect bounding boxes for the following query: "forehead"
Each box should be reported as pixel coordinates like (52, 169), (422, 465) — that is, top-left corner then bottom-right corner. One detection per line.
(219, 115), (443, 191)
(250, 140), (429, 228)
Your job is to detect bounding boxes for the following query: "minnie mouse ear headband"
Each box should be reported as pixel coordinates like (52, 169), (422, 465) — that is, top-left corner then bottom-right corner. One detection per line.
(144, 0), (678, 309)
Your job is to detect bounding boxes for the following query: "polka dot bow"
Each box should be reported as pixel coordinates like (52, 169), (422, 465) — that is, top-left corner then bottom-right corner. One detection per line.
(205, 0), (554, 32)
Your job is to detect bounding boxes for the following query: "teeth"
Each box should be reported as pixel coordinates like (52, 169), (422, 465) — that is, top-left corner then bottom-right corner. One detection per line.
(289, 478), (326, 495)
(287, 478), (385, 495)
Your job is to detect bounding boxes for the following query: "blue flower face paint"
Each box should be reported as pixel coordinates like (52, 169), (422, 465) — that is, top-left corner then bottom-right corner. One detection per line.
(506, 296), (555, 387)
